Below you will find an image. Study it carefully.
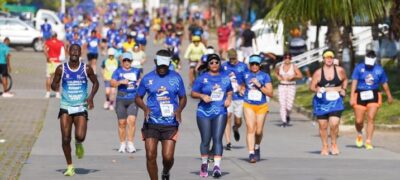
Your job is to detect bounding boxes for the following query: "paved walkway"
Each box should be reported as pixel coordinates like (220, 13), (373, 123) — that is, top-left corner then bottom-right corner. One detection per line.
(19, 40), (400, 180)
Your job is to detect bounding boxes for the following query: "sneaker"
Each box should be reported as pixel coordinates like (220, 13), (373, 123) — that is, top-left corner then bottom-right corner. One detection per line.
(330, 144), (340, 155)
(255, 148), (260, 161)
(286, 116), (291, 125)
(249, 153), (256, 163)
(280, 122), (287, 128)
(118, 143), (126, 153)
(161, 172), (170, 180)
(56, 92), (61, 99)
(109, 105), (115, 111)
(212, 166), (222, 178)
(127, 142), (136, 153)
(232, 126), (240, 141)
(320, 146), (329, 156)
(355, 134), (363, 148)
(199, 163), (208, 177)
(103, 101), (109, 109)
(1, 92), (14, 98)
(75, 143), (85, 159)
(365, 142), (374, 150)
(225, 143), (232, 151)
(45, 92), (51, 98)
(63, 165), (75, 176)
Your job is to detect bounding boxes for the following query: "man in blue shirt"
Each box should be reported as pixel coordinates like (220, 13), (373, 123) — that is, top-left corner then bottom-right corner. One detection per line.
(0, 38), (13, 97)
(85, 30), (100, 74)
(41, 19), (52, 40)
(136, 49), (187, 180)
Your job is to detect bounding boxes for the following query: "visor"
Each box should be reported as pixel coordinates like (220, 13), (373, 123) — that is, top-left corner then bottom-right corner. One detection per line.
(365, 57), (376, 66)
(156, 55), (171, 66)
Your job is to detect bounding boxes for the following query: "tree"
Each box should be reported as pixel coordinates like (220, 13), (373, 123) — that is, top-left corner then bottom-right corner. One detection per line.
(267, 0), (386, 70)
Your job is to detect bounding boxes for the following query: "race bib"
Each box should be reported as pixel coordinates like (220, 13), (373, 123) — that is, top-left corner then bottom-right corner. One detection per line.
(211, 91), (224, 101)
(360, 90), (374, 101)
(326, 91), (340, 101)
(89, 40), (98, 47)
(248, 90), (262, 101)
(131, 60), (141, 67)
(160, 104), (174, 117)
(67, 106), (85, 115)
(123, 73), (137, 81)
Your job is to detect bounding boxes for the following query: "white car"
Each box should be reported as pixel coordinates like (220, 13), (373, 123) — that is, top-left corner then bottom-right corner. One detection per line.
(0, 17), (43, 52)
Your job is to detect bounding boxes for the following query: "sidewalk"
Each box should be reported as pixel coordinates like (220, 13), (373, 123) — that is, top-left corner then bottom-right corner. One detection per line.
(19, 40), (400, 180)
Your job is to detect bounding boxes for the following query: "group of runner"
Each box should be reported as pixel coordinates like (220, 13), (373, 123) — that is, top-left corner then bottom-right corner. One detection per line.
(45, 4), (395, 180)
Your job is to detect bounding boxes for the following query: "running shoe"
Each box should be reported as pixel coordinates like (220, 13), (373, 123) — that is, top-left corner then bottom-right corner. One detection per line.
(280, 122), (287, 128)
(330, 144), (340, 155)
(56, 92), (61, 99)
(103, 101), (109, 109)
(63, 165), (75, 176)
(161, 172), (170, 180)
(255, 148), (260, 161)
(232, 126), (240, 141)
(45, 92), (51, 98)
(75, 143), (84, 159)
(118, 143), (126, 153)
(286, 116), (291, 125)
(212, 166), (222, 178)
(127, 142), (136, 153)
(199, 163), (208, 177)
(355, 134), (363, 148)
(249, 153), (256, 163)
(225, 143), (232, 151)
(320, 146), (329, 156)
(365, 142), (374, 150)
(1, 92), (14, 98)
(109, 105), (115, 111)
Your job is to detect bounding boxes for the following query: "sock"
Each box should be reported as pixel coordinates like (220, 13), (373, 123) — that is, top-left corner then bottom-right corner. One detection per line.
(121, 141), (126, 145)
(255, 144), (260, 150)
(249, 150), (255, 154)
(214, 157), (221, 167)
(201, 156), (208, 164)
(67, 164), (74, 168)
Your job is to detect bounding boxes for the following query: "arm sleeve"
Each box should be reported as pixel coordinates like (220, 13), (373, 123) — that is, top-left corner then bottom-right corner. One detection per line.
(191, 76), (202, 93)
(264, 73), (272, 84)
(137, 77), (147, 97)
(351, 64), (360, 80)
(184, 44), (192, 59)
(111, 69), (119, 80)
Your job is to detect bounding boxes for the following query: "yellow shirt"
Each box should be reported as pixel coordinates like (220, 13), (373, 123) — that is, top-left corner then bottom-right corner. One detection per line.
(102, 58), (119, 81)
(123, 41), (136, 52)
(184, 43), (207, 61)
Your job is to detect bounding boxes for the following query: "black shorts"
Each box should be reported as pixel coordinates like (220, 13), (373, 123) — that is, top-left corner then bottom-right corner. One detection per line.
(141, 123), (178, 141)
(0, 64), (8, 76)
(58, 108), (89, 120)
(316, 111), (342, 120)
(87, 53), (98, 61)
(355, 90), (381, 107)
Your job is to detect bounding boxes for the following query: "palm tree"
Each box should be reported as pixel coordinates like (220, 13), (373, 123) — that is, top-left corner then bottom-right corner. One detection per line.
(266, 0), (386, 69)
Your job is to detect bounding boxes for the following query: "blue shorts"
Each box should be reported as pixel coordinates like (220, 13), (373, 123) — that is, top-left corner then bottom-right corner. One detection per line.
(104, 81), (111, 88)
(136, 39), (147, 46)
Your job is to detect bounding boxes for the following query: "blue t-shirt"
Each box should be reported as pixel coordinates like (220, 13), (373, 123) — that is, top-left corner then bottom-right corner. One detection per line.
(86, 37), (99, 54)
(0, 43), (10, 64)
(69, 39), (83, 47)
(351, 63), (388, 91)
(107, 29), (118, 45)
(137, 70), (186, 126)
(112, 67), (141, 100)
(41, 23), (52, 39)
(242, 71), (271, 105)
(222, 61), (249, 100)
(192, 72), (233, 118)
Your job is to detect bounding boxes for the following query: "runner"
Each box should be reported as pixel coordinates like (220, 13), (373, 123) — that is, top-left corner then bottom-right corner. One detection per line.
(122, 34), (136, 53)
(309, 50), (348, 155)
(240, 23), (257, 62)
(184, 36), (207, 87)
(350, 50), (393, 150)
(275, 53), (302, 127)
(135, 49), (187, 180)
(41, 19), (52, 41)
(111, 52), (141, 153)
(240, 55), (273, 163)
(85, 30), (100, 74)
(222, 49), (248, 150)
(51, 44), (99, 176)
(191, 54), (233, 178)
(217, 23), (231, 59)
(130, 44), (146, 74)
(101, 48), (119, 111)
(44, 32), (65, 98)
(0, 37), (13, 97)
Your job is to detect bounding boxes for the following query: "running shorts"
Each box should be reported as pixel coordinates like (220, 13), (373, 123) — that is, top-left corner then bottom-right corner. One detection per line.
(141, 123), (179, 141)
(353, 90), (382, 110)
(115, 98), (138, 119)
(243, 102), (269, 115)
(58, 108), (88, 120)
(227, 100), (244, 118)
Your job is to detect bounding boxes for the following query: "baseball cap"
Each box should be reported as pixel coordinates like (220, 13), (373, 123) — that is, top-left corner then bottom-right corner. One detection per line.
(323, 50), (335, 58)
(192, 36), (201, 42)
(122, 52), (133, 60)
(156, 55), (171, 66)
(207, 53), (221, 63)
(227, 49), (237, 58)
(249, 55), (262, 64)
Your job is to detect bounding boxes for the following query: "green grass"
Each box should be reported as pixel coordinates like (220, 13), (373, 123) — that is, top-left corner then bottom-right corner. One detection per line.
(291, 64), (400, 125)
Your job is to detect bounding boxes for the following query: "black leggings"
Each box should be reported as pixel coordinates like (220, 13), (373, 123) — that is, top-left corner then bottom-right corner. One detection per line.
(197, 115), (227, 156)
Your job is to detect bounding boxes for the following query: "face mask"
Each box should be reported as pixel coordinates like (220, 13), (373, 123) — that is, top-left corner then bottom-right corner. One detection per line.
(365, 57), (376, 66)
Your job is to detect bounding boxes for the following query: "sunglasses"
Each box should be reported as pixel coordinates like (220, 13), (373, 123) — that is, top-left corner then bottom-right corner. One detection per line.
(123, 59), (132, 62)
(208, 61), (220, 65)
(250, 62), (260, 66)
(284, 56), (291, 59)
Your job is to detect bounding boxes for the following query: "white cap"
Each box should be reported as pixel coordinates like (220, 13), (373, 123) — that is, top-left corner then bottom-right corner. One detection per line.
(365, 57), (376, 66)
(156, 55), (171, 66)
(107, 48), (115, 55)
(206, 48), (215, 54)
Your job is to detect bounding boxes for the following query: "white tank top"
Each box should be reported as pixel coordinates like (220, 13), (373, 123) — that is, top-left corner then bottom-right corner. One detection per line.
(279, 64), (296, 84)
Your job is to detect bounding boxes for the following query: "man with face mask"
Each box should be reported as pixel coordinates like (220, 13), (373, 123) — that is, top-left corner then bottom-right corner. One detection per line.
(135, 49), (187, 180)
(350, 50), (393, 150)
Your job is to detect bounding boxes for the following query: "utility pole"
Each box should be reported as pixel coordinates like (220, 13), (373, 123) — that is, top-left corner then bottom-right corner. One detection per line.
(61, 0), (66, 14)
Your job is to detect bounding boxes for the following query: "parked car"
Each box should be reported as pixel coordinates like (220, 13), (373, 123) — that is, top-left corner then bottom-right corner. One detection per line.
(0, 17), (43, 52)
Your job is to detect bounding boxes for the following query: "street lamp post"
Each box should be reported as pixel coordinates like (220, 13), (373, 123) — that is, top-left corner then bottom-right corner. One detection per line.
(61, 0), (66, 14)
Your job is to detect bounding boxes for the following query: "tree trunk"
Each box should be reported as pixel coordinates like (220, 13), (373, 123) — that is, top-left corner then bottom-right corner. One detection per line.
(242, 0), (250, 23)
(327, 20), (342, 60)
(390, 0), (400, 73)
